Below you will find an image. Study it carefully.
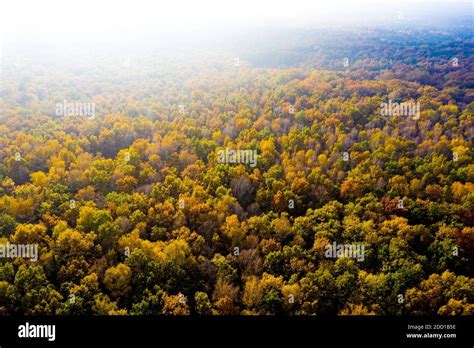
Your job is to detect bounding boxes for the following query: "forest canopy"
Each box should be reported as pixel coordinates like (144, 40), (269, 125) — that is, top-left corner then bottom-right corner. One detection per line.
(0, 26), (473, 316)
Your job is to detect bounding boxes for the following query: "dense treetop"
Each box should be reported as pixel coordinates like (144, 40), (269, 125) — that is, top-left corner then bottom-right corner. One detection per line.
(0, 27), (472, 315)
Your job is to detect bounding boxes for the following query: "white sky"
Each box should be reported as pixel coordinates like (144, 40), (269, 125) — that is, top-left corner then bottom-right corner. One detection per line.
(0, 0), (471, 46)
(1, 0), (470, 32)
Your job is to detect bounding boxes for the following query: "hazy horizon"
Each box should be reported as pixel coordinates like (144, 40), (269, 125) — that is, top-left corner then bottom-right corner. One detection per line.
(1, 0), (472, 48)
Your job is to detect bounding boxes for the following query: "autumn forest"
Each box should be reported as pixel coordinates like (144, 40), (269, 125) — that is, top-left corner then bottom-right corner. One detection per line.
(0, 23), (473, 317)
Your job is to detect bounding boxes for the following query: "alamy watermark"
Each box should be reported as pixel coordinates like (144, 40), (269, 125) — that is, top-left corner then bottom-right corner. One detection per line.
(18, 322), (55, 341)
(380, 100), (420, 120)
(217, 148), (257, 168)
(324, 242), (365, 262)
(55, 100), (95, 118)
(0, 243), (38, 262)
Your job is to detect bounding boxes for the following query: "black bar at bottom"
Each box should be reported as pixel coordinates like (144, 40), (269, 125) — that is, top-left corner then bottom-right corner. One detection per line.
(0, 315), (472, 346)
